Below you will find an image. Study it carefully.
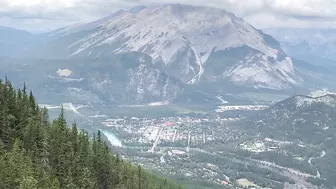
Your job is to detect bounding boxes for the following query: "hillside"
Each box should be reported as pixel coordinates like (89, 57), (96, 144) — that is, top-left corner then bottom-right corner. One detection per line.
(0, 54), (183, 105)
(237, 94), (336, 188)
(0, 26), (34, 57)
(253, 94), (336, 141)
(0, 78), (183, 189)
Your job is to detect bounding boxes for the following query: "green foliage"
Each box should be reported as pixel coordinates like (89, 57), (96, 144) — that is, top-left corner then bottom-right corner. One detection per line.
(0, 80), (184, 189)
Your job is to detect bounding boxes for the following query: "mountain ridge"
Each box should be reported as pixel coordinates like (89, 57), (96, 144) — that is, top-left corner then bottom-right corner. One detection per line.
(251, 94), (336, 134)
(235, 93), (336, 188)
(1, 4), (328, 104)
(264, 27), (336, 63)
(0, 26), (33, 57)
(25, 3), (300, 91)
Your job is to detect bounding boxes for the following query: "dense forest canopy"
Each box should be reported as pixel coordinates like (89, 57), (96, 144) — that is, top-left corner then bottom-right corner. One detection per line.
(0, 78), (183, 189)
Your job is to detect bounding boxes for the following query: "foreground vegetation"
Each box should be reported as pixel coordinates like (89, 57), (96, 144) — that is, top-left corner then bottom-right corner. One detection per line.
(0, 79), (183, 189)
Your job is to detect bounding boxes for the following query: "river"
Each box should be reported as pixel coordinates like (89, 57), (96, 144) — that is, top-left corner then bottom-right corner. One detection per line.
(100, 130), (123, 147)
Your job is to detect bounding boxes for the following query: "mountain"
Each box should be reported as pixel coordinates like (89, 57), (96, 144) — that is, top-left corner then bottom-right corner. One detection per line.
(264, 28), (336, 91)
(0, 26), (33, 57)
(253, 94), (336, 137)
(241, 93), (336, 144)
(264, 28), (336, 63)
(5, 4), (333, 106)
(240, 94), (336, 188)
(26, 4), (300, 91)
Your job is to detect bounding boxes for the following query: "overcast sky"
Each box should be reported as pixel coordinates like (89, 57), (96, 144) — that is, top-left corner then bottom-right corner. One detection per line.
(1, 0), (336, 32)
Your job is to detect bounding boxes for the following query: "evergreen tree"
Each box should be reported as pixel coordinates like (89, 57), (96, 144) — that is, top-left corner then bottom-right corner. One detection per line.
(49, 177), (61, 189)
(138, 165), (142, 189)
(0, 80), (185, 189)
(19, 176), (38, 189)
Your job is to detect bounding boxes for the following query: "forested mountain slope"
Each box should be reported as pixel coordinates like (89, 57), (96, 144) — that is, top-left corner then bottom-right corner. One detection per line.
(0, 78), (183, 189)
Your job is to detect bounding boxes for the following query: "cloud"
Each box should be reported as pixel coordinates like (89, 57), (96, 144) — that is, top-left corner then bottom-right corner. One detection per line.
(0, 0), (335, 31)
(269, 0), (335, 17)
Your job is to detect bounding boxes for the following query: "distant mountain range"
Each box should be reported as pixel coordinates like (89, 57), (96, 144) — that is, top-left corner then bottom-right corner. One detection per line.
(0, 4), (334, 105)
(0, 26), (33, 57)
(264, 28), (336, 64)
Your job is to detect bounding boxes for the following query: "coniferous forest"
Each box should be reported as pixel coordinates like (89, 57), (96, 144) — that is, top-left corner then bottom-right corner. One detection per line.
(0, 78), (183, 189)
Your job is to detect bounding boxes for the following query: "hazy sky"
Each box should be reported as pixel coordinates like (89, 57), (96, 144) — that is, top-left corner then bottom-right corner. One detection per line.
(1, 0), (336, 32)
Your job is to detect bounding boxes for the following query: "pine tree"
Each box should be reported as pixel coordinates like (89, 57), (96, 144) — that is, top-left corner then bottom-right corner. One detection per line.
(0, 80), (14, 149)
(0, 140), (5, 155)
(15, 85), (30, 141)
(77, 167), (97, 189)
(48, 107), (73, 187)
(19, 176), (38, 189)
(138, 165), (142, 189)
(28, 90), (37, 116)
(49, 177), (61, 189)
(0, 79), (185, 189)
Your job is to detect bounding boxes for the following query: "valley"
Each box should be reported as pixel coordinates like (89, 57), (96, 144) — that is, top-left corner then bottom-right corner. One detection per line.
(1, 3), (336, 189)
(40, 96), (335, 189)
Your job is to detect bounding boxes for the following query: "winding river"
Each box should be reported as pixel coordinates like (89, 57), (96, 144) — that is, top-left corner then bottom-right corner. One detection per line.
(100, 130), (123, 147)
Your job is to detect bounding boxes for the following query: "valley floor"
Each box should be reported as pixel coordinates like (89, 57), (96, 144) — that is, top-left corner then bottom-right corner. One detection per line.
(42, 103), (329, 189)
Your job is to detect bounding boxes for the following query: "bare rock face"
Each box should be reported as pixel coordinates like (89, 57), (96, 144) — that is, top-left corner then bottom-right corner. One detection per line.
(3, 4), (316, 105)
(41, 4), (299, 90)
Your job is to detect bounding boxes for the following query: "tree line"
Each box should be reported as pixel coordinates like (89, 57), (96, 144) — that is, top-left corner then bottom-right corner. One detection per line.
(0, 78), (183, 189)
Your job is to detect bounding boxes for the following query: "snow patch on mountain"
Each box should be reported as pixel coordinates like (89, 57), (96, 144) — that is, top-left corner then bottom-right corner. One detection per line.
(148, 101), (169, 106)
(310, 89), (336, 98)
(216, 95), (228, 104)
(295, 95), (336, 108)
